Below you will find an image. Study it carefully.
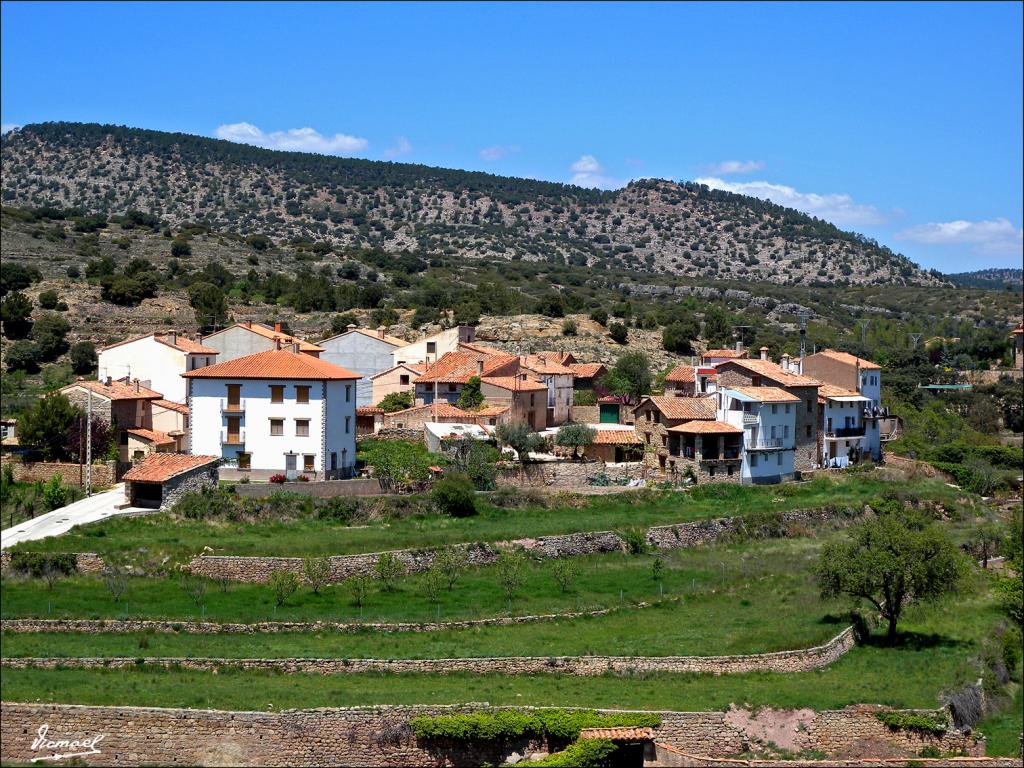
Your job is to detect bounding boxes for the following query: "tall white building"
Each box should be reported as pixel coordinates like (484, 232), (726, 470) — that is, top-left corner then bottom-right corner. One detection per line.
(718, 386), (798, 484)
(98, 331), (218, 403)
(183, 348), (361, 479)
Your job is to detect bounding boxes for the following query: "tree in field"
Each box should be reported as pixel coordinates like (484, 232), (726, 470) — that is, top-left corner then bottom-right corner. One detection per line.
(377, 391), (413, 413)
(31, 312), (71, 361)
(456, 375), (485, 410)
(359, 440), (435, 491)
(435, 546), (469, 590)
(17, 393), (81, 461)
(4, 340), (42, 373)
(431, 472), (477, 517)
(608, 322), (628, 344)
(817, 511), (967, 644)
(598, 352), (652, 404)
(445, 438), (499, 490)
(189, 282), (229, 332)
(269, 571), (299, 606)
(495, 550), (528, 603)
(1, 291), (34, 339)
(662, 319), (699, 354)
(495, 420), (544, 463)
(555, 423), (596, 459)
(374, 552), (405, 591)
(66, 413), (114, 463)
(303, 556), (332, 594)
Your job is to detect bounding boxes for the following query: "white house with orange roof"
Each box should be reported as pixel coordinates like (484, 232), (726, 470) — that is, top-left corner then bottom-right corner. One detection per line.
(98, 331), (218, 403)
(318, 325), (407, 407)
(521, 353), (575, 426)
(392, 325), (477, 367)
(183, 348), (361, 479)
(802, 349), (884, 460)
(718, 386), (799, 484)
(200, 321), (323, 363)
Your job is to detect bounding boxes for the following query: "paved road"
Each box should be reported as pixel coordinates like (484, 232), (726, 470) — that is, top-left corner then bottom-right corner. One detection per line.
(1, 485), (149, 549)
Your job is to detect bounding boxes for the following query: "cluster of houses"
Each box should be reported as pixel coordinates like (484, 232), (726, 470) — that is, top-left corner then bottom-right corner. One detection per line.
(56, 320), (890, 498)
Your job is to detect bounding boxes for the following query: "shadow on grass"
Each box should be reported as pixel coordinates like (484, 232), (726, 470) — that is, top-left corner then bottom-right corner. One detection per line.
(860, 630), (967, 651)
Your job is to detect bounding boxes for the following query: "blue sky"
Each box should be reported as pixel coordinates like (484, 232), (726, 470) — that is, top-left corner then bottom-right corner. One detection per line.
(2, 1), (1021, 272)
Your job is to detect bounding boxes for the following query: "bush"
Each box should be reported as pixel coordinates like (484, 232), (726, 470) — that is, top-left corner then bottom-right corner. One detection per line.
(37, 290), (60, 309)
(269, 473), (286, 484)
(561, 318), (578, 336)
(5, 340), (41, 373)
(409, 710), (659, 742)
(170, 239), (192, 258)
(269, 571), (300, 606)
(374, 552), (405, 591)
(42, 474), (69, 510)
(69, 341), (97, 374)
(303, 556), (331, 594)
(530, 739), (617, 767)
(377, 391), (412, 413)
(431, 472), (477, 517)
(608, 322), (628, 344)
(589, 308), (608, 327)
(8, 552), (77, 578)
(875, 711), (947, 734)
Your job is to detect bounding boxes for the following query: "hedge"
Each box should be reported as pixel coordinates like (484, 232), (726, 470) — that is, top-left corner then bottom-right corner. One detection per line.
(528, 739), (617, 767)
(409, 710), (660, 742)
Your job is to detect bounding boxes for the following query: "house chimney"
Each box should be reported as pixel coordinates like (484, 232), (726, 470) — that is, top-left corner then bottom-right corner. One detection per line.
(760, 346), (769, 361)
(274, 321), (282, 333)
(477, 360), (484, 376)
(377, 326), (386, 340)
(168, 331), (177, 346)
(274, 337), (282, 350)
(291, 342), (299, 353)
(134, 379), (140, 393)
(346, 324), (357, 332)
(781, 353), (791, 371)
(736, 340), (743, 353)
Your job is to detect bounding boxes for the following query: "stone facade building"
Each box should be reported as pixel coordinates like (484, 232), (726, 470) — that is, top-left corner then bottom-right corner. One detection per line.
(632, 395), (717, 473)
(122, 453), (219, 509)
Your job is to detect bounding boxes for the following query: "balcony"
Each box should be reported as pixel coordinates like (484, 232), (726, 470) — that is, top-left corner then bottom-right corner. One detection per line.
(221, 398), (246, 413)
(742, 413), (758, 426)
(826, 426), (865, 439)
(221, 428), (245, 446)
(746, 438), (790, 451)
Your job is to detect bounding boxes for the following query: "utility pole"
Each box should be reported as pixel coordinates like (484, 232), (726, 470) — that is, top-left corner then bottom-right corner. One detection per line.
(909, 333), (922, 351)
(85, 388), (92, 497)
(798, 313), (811, 369)
(857, 319), (871, 351)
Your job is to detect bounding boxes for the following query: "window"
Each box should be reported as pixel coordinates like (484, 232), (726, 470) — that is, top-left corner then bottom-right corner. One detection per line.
(226, 384), (241, 408)
(270, 385), (284, 404)
(345, 384), (352, 402)
(345, 416), (351, 433)
(295, 419), (310, 437)
(133, 450), (145, 461)
(530, 394), (535, 406)
(295, 386), (310, 404)
(727, 465), (734, 476)
(785, 404), (791, 414)
(752, 376), (762, 386)
(777, 452), (782, 466)
(399, 375), (410, 386)
(330, 452), (337, 471)
(653, 412), (661, 424)
(303, 454), (315, 472)
(270, 418), (284, 436)
(784, 425), (790, 439)
(448, 383), (457, 393)
(770, 425), (776, 439)
(646, 410), (652, 421)
(751, 454), (758, 467)
(238, 452), (251, 470)
(661, 435), (667, 447)
(806, 399), (812, 413)
(709, 466), (716, 477)
(426, 341), (436, 355)
(645, 433), (651, 445)
(771, 404), (778, 415)
(806, 424), (812, 438)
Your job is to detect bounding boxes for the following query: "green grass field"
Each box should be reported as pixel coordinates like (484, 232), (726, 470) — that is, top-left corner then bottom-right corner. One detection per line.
(5, 474), (959, 565)
(1, 539), (850, 656)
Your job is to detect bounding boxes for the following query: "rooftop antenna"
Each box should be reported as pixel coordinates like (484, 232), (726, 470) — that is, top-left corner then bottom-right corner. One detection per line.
(857, 319), (871, 350)
(798, 312), (811, 364)
(909, 333), (922, 351)
(732, 325), (752, 350)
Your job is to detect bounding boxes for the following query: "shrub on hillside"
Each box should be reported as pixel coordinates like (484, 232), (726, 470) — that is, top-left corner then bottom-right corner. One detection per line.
(431, 472), (477, 517)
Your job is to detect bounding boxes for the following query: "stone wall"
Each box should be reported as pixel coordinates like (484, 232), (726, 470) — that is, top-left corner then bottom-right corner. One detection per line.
(0, 551), (104, 575)
(370, 427), (424, 443)
(0, 702), (986, 767)
(495, 461), (643, 489)
(0, 456), (117, 488)
(233, 478), (383, 499)
(1, 626), (855, 677)
(158, 463), (219, 510)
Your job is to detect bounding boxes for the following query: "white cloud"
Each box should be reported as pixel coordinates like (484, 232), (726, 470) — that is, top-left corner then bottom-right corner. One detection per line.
(215, 122), (368, 155)
(383, 136), (412, 159)
(693, 176), (887, 227)
(568, 154), (624, 189)
(1, 123), (20, 135)
(895, 218), (1023, 257)
(479, 144), (520, 161)
(704, 160), (765, 175)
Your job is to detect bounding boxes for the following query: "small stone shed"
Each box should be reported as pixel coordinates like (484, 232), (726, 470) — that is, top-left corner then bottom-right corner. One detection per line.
(122, 454), (220, 510)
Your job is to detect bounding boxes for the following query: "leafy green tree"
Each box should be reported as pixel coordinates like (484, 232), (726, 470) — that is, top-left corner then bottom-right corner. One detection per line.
(550, 559), (579, 593)
(662, 319), (699, 354)
(377, 391), (413, 413)
(269, 571), (299, 606)
(598, 352), (651, 403)
(997, 509), (1022, 628)
(0, 262), (42, 296)
(43, 474), (69, 510)
(345, 574), (372, 607)
(495, 550), (528, 603)
(608, 322), (628, 344)
(359, 440), (435, 491)
(16, 393), (80, 460)
(246, 233), (272, 251)
(496, 420), (544, 463)
(170, 239), (192, 257)
(589, 308), (608, 327)
(329, 312), (359, 335)
(374, 552), (405, 591)
(1, 291), (34, 339)
(445, 438), (499, 490)
(69, 341), (97, 374)
(817, 511), (967, 643)
(302, 556), (332, 595)
(456, 375), (485, 410)
(4, 340), (41, 373)
(37, 290), (60, 310)
(702, 306), (734, 346)
(189, 282), (229, 331)
(31, 312), (71, 361)
(555, 423), (596, 459)
(435, 546), (469, 590)
(431, 472), (477, 517)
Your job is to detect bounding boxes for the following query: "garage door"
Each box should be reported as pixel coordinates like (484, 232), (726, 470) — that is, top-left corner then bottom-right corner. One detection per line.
(131, 481), (163, 508)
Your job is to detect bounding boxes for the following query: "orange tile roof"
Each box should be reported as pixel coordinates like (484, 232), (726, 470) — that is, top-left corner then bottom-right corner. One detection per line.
(62, 378), (163, 402)
(356, 406), (384, 415)
(703, 348), (748, 359)
(481, 376), (548, 392)
(181, 349), (360, 380)
(386, 403), (472, 419)
(230, 322), (323, 352)
(522, 354), (575, 375)
(724, 386), (801, 403)
(569, 363), (606, 378)
(122, 453), (219, 482)
(664, 364), (695, 383)
(457, 341), (506, 356)
(471, 404), (511, 417)
(126, 428), (175, 446)
(809, 349), (881, 370)
(416, 351), (519, 385)
(102, 332), (218, 355)
(591, 428), (642, 445)
(668, 420), (743, 434)
(718, 358), (821, 386)
(578, 727), (653, 741)
(370, 362), (426, 380)
(152, 398), (189, 414)
(635, 395), (717, 421)
(1012, 323), (1023, 336)
(817, 383), (862, 400)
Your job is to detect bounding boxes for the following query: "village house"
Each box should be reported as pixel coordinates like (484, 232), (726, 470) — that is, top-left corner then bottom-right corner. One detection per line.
(580, 425), (644, 463)
(151, 399), (190, 451)
(718, 386), (799, 484)
(712, 353), (821, 471)
(413, 349), (519, 405)
(60, 377), (165, 463)
(801, 349), (884, 460)
(318, 326), (407, 406)
(663, 364), (698, 396)
(393, 325), (477, 367)
(122, 453), (220, 510)
(632, 395), (717, 473)
(569, 362), (608, 396)
(98, 331), (218, 403)
(355, 406), (384, 436)
(521, 353), (575, 426)
(1013, 323), (1023, 369)
(701, 346), (749, 365)
(183, 348), (361, 480)
(200, 322), (323, 362)
(817, 384), (872, 467)
(370, 362), (426, 406)
(668, 419), (744, 483)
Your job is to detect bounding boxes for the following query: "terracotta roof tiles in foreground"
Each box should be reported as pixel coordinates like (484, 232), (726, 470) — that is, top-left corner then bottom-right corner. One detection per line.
(724, 386), (801, 403)
(122, 454), (219, 483)
(664, 364), (696, 383)
(62, 378), (163, 402)
(810, 349), (881, 370)
(126, 428), (175, 446)
(702, 348), (748, 360)
(635, 395), (718, 421)
(590, 428), (643, 445)
(181, 349), (360, 380)
(578, 727), (653, 741)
